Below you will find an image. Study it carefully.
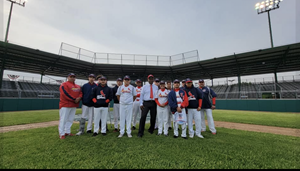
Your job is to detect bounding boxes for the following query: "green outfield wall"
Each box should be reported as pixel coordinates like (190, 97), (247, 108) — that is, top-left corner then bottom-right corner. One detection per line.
(0, 99), (299, 112)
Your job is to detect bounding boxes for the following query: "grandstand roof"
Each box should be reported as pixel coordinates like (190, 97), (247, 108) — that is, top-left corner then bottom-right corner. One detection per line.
(1, 41), (300, 82)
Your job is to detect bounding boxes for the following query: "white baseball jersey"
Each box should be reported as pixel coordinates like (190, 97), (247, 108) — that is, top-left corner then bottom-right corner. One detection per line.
(135, 86), (143, 102)
(155, 89), (170, 105)
(176, 91), (183, 108)
(116, 85), (137, 105)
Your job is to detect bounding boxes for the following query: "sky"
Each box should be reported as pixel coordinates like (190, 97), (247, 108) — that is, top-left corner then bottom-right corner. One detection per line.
(1, 0), (299, 86)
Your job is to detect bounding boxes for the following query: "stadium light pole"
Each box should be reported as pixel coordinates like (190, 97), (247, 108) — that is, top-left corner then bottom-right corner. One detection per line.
(5, 0), (27, 43)
(255, 0), (283, 48)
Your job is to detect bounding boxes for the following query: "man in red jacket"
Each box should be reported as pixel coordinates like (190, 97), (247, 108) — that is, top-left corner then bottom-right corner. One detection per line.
(58, 73), (82, 139)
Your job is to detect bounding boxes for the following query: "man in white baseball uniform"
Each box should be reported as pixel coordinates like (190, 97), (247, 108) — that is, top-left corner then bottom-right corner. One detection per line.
(166, 80), (173, 130)
(112, 78), (123, 132)
(116, 75), (137, 138)
(154, 78), (160, 130)
(76, 74), (97, 136)
(132, 79), (143, 130)
(155, 80), (170, 136)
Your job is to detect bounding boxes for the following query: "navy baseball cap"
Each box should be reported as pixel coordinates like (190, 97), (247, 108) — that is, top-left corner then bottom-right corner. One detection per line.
(199, 79), (204, 82)
(160, 80), (165, 84)
(88, 74), (95, 78)
(117, 78), (122, 81)
(136, 79), (142, 82)
(148, 74), (154, 79)
(173, 79), (180, 83)
(186, 78), (192, 83)
(68, 73), (76, 77)
(100, 76), (107, 80)
(155, 78), (160, 82)
(182, 79), (186, 83)
(124, 75), (130, 80)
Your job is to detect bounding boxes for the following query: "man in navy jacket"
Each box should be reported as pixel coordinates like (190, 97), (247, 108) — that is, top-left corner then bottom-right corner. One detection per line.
(76, 74), (97, 136)
(91, 76), (113, 136)
(183, 78), (204, 138)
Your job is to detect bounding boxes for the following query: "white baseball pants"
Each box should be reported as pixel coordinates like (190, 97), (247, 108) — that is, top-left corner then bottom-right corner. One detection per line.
(187, 108), (202, 137)
(157, 106), (169, 135)
(200, 109), (216, 133)
(93, 107), (108, 133)
(132, 101), (141, 127)
(173, 109), (187, 137)
(167, 106), (173, 128)
(81, 105), (94, 131)
(113, 103), (120, 129)
(58, 107), (76, 136)
(119, 104), (133, 135)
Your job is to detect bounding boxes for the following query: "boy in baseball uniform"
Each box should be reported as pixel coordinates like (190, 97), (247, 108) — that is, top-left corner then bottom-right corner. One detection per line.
(116, 75), (137, 138)
(112, 78), (123, 132)
(155, 80), (170, 136)
(132, 79), (143, 130)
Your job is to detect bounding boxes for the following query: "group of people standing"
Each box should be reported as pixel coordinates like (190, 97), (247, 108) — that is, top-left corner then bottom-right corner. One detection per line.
(58, 73), (217, 140)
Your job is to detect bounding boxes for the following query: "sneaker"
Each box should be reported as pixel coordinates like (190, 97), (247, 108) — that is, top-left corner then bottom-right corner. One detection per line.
(65, 133), (74, 136)
(132, 126), (136, 130)
(182, 137), (188, 139)
(127, 134), (132, 138)
(173, 135), (178, 138)
(92, 132), (98, 137)
(212, 132), (216, 135)
(168, 127), (172, 130)
(118, 134), (123, 138)
(102, 133), (107, 136)
(60, 135), (65, 139)
(86, 130), (92, 133)
(113, 128), (119, 132)
(76, 131), (83, 136)
(189, 135), (194, 138)
(196, 134), (204, 138)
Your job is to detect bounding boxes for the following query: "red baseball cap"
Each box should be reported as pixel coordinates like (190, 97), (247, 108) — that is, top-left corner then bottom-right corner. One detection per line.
(148, 74), (154, 79)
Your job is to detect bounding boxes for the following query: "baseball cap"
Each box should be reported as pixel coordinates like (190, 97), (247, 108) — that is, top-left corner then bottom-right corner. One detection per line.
(88, 74), (95, 78)
(147, 74), (154, 79)
(124, 75), (130, 80)
(136, 79), (142, 82)
(160, 80), (165, 84)
(117, 78), (122, 81)
(199, 79), (204, 82)
(182, 79), (186, 83)
(155, 78), (160, 82)
(186, 78), (192, 83)
(173, 79), (180, 83)
(166, 80), (171, 83)
(100, 76), (107, 80)
(68, 73), (76, 77)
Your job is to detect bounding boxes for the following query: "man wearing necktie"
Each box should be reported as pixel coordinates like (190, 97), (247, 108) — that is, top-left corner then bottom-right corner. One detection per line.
(137, 74), (158, 138)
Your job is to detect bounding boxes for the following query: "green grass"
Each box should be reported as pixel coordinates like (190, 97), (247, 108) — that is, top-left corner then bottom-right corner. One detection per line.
(212, 110), (300, 129)
(0, 109), (82, 127)
(1, 123), (299, 169)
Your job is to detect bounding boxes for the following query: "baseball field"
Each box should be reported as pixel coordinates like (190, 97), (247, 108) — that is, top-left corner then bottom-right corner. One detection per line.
(1, 109), (299, 169)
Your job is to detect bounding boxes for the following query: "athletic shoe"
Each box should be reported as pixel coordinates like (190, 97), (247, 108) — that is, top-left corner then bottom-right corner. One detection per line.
(212, 132), (216, 135)
(189, 135), (194, 138)
(132, 126), (136, 130)
(86, 130), (92, 133)
(127, 134), (132, 138)
(118, 134), (123, 138)
(92, 132), (98, 137)
(65, 133), (74, 136)
(76, 131), (83, 136)
(173, 135), (178, 138)
(196, 134), (204, 138)
(102, 133), (107, 136)
(168, 127), (172, 130)
(113, 128), (119, 132)
(60, 135), (65, 139)
(182, 137), (188, 139)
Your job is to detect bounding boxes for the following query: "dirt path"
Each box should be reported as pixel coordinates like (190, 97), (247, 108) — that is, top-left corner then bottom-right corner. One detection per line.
(1, 120), (300, 137)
